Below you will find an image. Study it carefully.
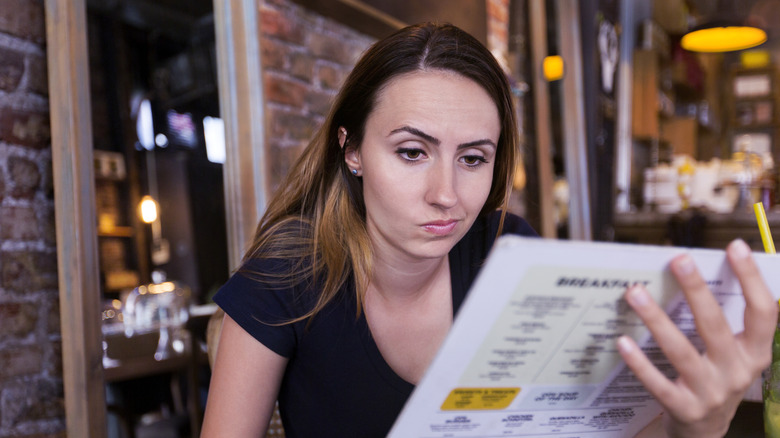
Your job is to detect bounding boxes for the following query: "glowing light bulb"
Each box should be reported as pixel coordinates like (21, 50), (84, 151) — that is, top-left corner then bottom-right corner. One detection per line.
(138, 195), (159, 224)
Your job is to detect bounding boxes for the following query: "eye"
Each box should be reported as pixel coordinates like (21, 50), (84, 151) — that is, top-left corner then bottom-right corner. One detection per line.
(461, 155), (488, 167)
(397, 148), (426, 162)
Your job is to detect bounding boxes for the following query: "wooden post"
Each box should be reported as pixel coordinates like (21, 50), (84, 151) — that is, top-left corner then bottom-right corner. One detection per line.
(528, 0), (557, 238)
(214, 0), (268, 270)
(44, 0), (107, 436)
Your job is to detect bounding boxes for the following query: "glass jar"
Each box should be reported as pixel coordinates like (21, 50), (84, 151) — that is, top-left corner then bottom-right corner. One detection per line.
(764, 320), (780, 437)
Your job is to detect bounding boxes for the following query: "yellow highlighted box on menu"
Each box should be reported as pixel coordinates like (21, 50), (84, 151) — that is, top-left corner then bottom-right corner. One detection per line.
(440, 387), (520, 410)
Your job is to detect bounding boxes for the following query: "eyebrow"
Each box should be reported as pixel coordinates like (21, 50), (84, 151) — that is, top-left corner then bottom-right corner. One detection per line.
(388, 125), (497, 150)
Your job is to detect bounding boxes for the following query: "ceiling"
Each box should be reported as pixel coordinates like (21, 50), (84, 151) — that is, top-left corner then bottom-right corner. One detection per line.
(87, 0), (214, 45)
(686, 0), (780, 47)
(87, 0), (780, 53)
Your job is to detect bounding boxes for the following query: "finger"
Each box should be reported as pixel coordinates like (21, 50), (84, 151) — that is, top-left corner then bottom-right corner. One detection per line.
(726, 239), (778, 360)
(624, 285), (704, 384)
(617, 335), (687, 414)
(668, 254), (736, 361)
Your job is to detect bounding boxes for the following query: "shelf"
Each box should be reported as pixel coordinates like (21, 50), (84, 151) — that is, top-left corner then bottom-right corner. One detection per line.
(98, 226), (134, 238)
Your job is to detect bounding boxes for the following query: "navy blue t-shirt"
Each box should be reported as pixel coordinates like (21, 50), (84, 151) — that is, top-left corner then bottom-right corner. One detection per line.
(214, 212), (537, 437)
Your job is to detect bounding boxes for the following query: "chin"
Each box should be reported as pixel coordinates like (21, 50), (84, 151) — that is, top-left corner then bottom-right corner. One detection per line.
(407, 238), (461, 260)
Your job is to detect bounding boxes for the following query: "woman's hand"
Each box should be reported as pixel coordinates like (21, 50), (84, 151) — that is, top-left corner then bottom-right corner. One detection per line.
(617, 239), (778, 438)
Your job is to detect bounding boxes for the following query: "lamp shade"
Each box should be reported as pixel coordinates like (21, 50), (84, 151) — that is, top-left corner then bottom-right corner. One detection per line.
(681, 22), (767, 52)
(543, 55), (564, 81)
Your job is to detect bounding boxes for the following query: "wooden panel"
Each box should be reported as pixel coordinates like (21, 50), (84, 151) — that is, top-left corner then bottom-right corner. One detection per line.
(44, 0), (107, 436)
(632, 50), (659, 139)
(660, 116), (698, 156)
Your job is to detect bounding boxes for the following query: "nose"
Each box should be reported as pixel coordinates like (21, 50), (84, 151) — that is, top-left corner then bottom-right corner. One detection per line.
(425, 161), (458, 209)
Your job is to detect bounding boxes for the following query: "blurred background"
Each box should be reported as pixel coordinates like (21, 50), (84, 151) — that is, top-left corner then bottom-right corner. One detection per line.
(3, 0), (780, 437)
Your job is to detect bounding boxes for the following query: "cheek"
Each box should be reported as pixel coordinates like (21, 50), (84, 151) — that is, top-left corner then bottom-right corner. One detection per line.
(361, 167), (414, 213)
(464, 167), (495, 209)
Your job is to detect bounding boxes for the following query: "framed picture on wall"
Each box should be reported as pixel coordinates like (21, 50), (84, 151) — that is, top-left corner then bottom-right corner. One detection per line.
(734, 72), (772, 98)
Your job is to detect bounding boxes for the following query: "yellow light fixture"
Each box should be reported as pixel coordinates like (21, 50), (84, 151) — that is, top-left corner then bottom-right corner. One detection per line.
(543, 55), (564, 81)
(681, 0), (766, 54)
(138, 195), (159, 224)
(741, 49), (771, 69)
(681, 25), (766, 52)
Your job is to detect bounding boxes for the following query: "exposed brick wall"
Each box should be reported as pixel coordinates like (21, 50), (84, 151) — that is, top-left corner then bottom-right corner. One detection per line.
(258, 0), (374, 192)
(259, 0), (512, 194)
(0, 0), (65, 437)
(487, 0), (510, 59)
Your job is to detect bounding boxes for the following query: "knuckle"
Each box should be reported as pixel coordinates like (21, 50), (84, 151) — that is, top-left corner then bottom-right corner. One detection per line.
(680, 404), (708, 424)
(728, 369), (755, 393)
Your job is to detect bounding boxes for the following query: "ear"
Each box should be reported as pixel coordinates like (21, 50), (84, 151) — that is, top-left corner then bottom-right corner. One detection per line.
(337, 126), (348, 148)
(344, 145), (361, 175)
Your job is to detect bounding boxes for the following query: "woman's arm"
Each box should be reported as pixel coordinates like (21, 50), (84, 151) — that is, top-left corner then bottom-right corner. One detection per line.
(201, 314), (288, 437)
(619, 239), (777, 437)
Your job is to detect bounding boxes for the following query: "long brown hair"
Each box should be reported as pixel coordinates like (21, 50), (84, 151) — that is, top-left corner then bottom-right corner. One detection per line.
(244, 22), (519, 322)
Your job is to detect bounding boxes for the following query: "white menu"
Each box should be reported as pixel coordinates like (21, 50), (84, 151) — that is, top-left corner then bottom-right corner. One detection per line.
(389, 236), (780, 438)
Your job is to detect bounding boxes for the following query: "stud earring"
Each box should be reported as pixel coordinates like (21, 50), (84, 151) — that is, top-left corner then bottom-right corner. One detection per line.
(351, 168), (358, 175)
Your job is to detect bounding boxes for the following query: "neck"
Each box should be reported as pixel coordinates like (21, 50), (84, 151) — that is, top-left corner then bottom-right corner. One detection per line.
(368, 251), (449, 305)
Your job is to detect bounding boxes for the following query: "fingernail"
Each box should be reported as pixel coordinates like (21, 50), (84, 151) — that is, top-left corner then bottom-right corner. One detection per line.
(617, 336), (634, 354)
(627, 285), (649, 307)
(729, 239), (751, 259)
(673, 255), (695, 275)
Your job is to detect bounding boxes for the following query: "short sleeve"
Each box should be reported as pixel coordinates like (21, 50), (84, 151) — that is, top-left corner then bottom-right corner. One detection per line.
(212, 257), (309, 358)
(499, 212), (538, 238)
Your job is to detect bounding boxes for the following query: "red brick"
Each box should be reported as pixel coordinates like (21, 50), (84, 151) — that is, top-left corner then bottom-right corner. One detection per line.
(267, 108), (318, 140)
(0, 345), (43, 378)
(487, 0), (509, 23)
(0, 108), (51, 149)
(0, 0), (45, 44)
(46, 299), (60, 334)
(264, 74), (307, 107)
(8, 155), (41, 198)
(26, 53), (48, 96)
(0, 167), (5, 203)
(305, 89), (335, 117)
(0, 205), (39, 239)
(12, 433), (66, 438)
(44, 340), (63, 377)
(41, 159), (53, 199)
(260, 7), (305, 44)
(289, 52), (315, 82)
(0, 46), (24, 91)
(260, 37), (288, 70)
(39, 206), (55, 245)
(0, 302), (37, 338)
(267, 142), (304, 191)
(1, 250), (59, 294)
(316, 64), (347, 90)
(308, 32), (356, 64)
(1, 377), (64, 426)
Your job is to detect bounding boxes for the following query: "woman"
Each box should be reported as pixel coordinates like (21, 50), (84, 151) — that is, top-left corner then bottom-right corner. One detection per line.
(201, 23), (776, 437)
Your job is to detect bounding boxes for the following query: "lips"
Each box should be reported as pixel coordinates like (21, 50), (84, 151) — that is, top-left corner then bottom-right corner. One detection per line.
(422, 220), (458, 236)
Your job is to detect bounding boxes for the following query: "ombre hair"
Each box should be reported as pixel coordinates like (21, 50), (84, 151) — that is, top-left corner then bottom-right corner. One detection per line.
(244, 22), (519, 322)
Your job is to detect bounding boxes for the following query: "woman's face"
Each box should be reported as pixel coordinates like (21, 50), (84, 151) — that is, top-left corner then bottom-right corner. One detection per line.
(345, 69), (500, 264)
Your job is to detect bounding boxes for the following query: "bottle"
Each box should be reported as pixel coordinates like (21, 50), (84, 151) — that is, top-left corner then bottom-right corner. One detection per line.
(764, 315), (780, 437)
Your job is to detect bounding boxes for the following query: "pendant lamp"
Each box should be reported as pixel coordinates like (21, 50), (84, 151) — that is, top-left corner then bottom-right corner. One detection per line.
(681, 0), (767, 52)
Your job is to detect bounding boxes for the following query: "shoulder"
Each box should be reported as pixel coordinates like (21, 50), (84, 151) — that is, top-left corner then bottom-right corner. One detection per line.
(482, 210), (538, 240)
(213, 240), (318, 358)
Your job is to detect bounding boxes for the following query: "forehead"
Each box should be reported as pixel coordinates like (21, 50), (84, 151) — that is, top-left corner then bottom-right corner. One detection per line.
(368, 69), (501, 135)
